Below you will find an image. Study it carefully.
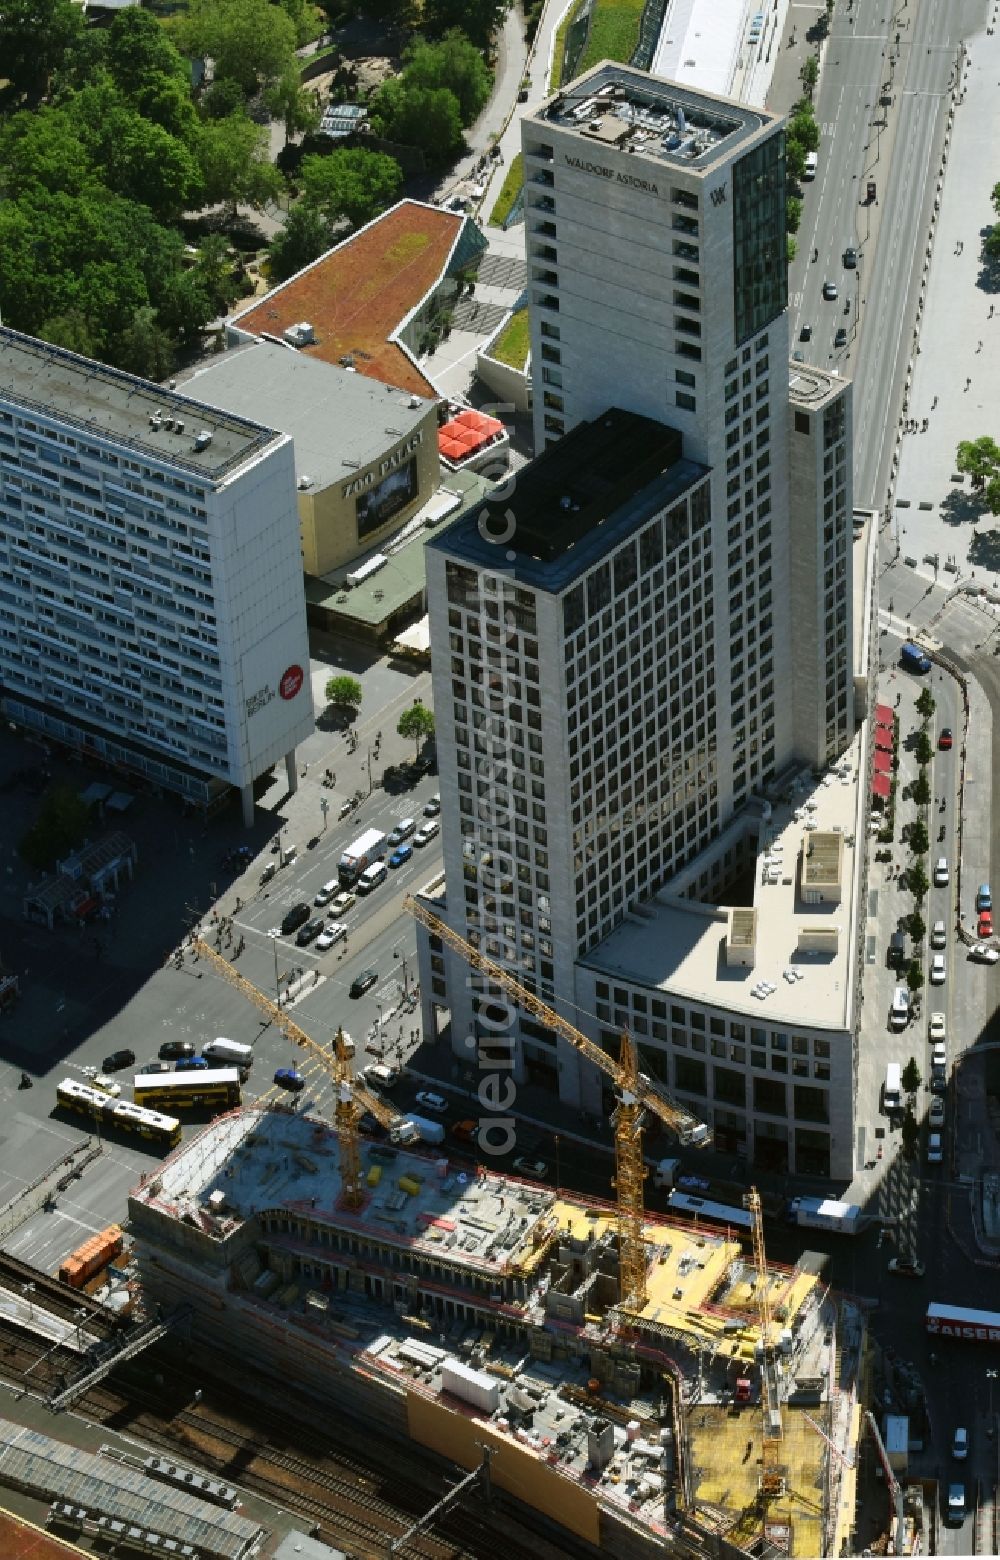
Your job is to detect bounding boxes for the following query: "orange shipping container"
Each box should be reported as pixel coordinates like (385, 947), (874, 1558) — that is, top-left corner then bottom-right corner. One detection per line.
(58, 1225), (123, 1287)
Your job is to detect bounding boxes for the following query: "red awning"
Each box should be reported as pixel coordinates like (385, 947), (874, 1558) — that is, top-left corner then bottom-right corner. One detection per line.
(437, 408), (506, 463)
(874, 729), (893, 752)
(873, 749), (892, 774)
(871, 772), (891, 800)
(875, 702), (894, 729)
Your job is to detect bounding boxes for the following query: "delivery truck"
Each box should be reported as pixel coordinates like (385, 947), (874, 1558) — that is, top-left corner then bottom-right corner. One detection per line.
(786, 1196), (863, 1235)
(338, 828), (387, 886)
(389, 1113), (446, 1146)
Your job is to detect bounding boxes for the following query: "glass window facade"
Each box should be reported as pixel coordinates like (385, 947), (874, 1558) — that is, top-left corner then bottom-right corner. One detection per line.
(732, 134), (787, 344)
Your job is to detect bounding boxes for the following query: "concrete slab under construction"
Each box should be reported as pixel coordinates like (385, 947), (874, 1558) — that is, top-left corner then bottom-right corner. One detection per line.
(128, 1106), (863, 1558)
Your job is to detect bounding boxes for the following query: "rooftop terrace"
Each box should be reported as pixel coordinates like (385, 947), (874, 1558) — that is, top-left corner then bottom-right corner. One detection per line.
(0, 327), (279, 481)
(583, 733), (866, 1031)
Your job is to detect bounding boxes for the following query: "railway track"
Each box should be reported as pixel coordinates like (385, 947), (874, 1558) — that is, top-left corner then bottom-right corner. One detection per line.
(0, 1313), (565, 1560)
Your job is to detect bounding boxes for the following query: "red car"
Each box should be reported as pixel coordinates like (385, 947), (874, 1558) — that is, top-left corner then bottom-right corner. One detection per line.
(979, 911), (994, 939)
(938, 728), (953, 750)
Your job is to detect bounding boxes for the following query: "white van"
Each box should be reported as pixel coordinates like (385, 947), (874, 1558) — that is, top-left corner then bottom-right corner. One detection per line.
(889, 986), (909, 1031)
(803, 151), (818, 180)
(204, 1037), (253, 1068)
(364, 1063), (398, 1089)
(884, 1061), (902, 1113)
(357, 861), (388, 894)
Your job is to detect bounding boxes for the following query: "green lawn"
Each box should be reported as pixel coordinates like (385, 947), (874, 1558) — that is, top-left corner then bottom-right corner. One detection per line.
(550, 0), (586, 89)
(488, 152), (524, 228)
(576, 0), (646, 76)
(489, 308), (530, 370)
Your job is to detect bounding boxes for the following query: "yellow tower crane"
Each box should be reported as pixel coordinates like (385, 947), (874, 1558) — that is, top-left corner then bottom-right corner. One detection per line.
(190, 937), (398, 1209)
(743, 1187), (784, 1499)
(403, 897), (711, 1312)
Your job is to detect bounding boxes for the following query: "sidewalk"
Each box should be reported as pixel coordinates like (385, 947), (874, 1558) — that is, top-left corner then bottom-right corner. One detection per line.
(891, 20), (1000, 587)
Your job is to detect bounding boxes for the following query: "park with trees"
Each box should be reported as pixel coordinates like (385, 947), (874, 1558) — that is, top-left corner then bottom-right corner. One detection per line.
(0, 0), (499, 375)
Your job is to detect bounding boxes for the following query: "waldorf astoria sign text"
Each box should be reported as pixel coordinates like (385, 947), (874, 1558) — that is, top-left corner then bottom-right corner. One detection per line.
(563, 153), (660, 196)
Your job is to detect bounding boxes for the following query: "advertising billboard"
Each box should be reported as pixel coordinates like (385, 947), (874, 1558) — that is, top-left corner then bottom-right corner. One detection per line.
(356, 457), (418, 539)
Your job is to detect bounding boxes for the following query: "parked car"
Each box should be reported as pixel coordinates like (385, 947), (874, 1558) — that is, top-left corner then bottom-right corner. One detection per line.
(938, 727), (953, 750)
(349, 969), (377, 999)
(947, 1484), (965, 1523)
(512, 1157), (549, 1179)
(415, 1090), (447, 1115)
(329, 891), (356, 917)
(314, 879), (338, 907)
(887, 1258), (925, 1278)
(423, 795), (441, 816)
(977, 883), (992, 912)
(91, 1074), (121, 1098)
(931, 921), (947, 949)
(274, 1067), (305, 1092)
(138, 1060), (172, 1075)
(929, 1097), (946, 1127)
(389, 844), (413, 868)
(931, 1042), (947, 1068)
(102, 1049), (136, 1072)
(296, 917), (325, 946)
(970, 942), (1000, 963)
(933, 857), (949, 886)
(315, 922), (347, 951)
(281, 903), (310, 935)
(978, 911), (994, 939)
(159, 1040), (195, 1061)
(413, 821), (440, 847)
(927, 1132), (943, 1164)
(176, 1055), (208, 1071)
(929, 1013), (946, 1043)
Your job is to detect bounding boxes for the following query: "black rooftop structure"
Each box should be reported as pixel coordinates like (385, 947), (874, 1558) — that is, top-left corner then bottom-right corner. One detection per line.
(431, 408), (706, 591)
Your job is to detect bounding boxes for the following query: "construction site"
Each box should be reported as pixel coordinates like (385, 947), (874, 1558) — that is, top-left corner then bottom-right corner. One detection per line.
(115, 912), (866, 1560)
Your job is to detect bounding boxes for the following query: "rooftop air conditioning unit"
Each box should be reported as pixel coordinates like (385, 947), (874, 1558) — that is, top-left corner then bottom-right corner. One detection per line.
(297, 475), (314, 490)
(193, 430), (213, 452)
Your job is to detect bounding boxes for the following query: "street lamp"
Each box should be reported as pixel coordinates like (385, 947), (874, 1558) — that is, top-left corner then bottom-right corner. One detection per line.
(394, 945), (410, 997)
(20, 1283), (35, 1320)
(74, 1307), (87, 1351)
(366, 748), (373, 797)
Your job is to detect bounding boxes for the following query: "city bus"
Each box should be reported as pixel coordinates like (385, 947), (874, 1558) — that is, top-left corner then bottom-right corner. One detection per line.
(666, 1190), (754, 1233)
(132, 1068), (241, 1113)
(56, 1078), (181, 1151)
(926, 1301), (1000, 1343)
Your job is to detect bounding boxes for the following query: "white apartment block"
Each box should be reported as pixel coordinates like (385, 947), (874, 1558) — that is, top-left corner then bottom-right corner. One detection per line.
(0, 328), (313, 823)
(523, 64), (793, 815)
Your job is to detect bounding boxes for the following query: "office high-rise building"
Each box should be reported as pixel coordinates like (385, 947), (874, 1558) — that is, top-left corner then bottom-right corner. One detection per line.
(0, 328), (313, 821)
(415, 68), (860, 1166)
(523, 63), (791, 817)
(787, 363), (854, 769)
(419, 409), (714, 1090)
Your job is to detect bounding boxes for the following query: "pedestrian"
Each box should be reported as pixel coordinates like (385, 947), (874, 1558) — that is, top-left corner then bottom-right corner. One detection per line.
(977, 340), (983, 353)
(966, 377), (972, 390)
(991, 305), (996, 319)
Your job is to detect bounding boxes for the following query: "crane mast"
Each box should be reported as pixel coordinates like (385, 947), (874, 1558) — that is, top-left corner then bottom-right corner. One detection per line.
(190, 937), (397, 1210)
(404, 896), (711, 1311)
(744, 1188), (784, 1499)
